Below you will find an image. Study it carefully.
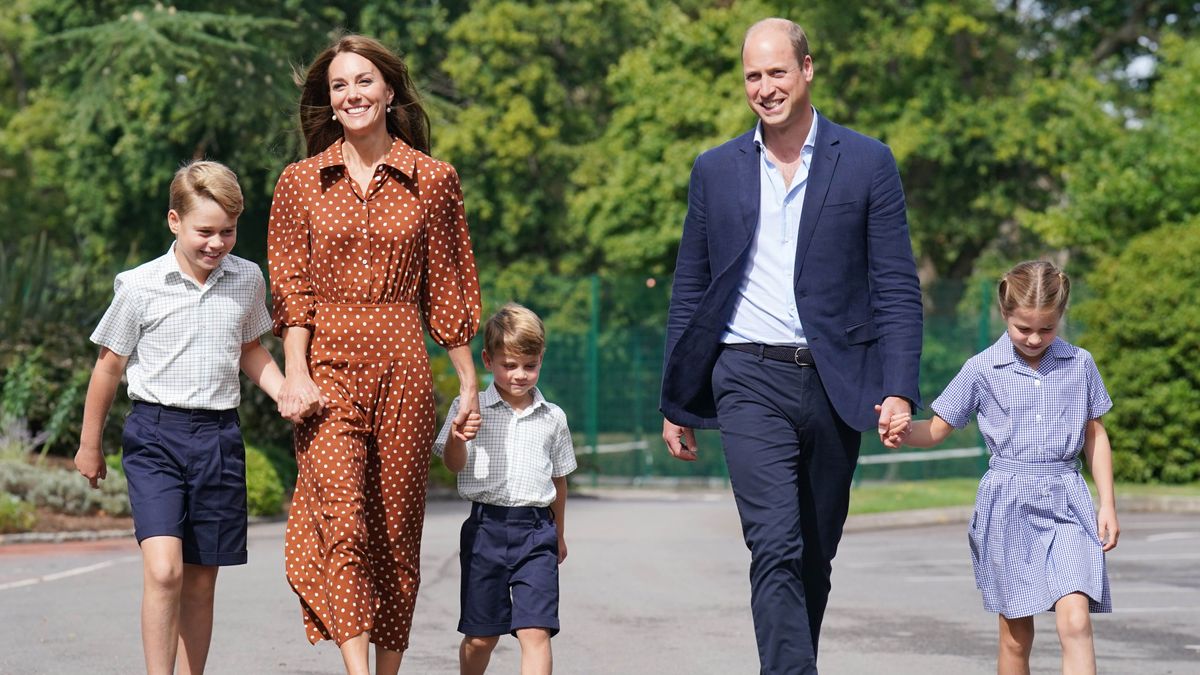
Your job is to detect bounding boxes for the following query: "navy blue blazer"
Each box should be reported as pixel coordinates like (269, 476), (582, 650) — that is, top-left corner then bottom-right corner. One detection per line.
(660, 117), (923, 432)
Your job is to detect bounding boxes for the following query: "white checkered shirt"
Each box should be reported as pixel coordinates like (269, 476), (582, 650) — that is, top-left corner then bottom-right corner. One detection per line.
(433, 383), (577, 507)
(91, 246), (273, 410)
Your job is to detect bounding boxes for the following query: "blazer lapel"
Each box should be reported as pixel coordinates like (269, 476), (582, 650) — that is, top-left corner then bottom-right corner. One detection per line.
(794, 117), (840, 286)
(736, 132), (760, 244)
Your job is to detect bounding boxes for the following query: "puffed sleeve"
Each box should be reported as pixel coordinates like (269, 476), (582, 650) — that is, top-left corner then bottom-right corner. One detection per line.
(420, 163), (481, 348)
(266, 163), (316, 336)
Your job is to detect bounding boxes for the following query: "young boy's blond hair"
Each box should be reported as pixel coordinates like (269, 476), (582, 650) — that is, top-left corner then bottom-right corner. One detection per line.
(169, 160), (244, 217)
(483, 303), (545, 357)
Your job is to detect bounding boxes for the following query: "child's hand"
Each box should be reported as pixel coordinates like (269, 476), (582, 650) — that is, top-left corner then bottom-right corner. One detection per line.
(456, 411), (482, 441)
(74, 446), (107, 489)
(1097, 505), (1120, 552)
(874, 404), (912, 448)
(557, 535), (568, 565)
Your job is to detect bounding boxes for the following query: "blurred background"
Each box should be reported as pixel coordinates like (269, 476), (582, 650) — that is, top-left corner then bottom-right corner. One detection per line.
(2, 1), (1198, 530)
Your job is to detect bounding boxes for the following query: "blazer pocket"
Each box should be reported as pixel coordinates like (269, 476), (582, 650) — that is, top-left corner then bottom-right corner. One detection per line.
(821, 200), (859, 217)
(844, 319), (878, 345)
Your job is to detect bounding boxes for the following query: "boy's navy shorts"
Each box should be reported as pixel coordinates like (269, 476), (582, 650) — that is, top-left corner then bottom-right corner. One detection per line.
(458, 502), (560, 637)
(121, 401), (248, 566)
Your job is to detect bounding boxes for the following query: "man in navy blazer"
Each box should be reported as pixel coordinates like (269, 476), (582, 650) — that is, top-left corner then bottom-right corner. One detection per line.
(660, 18), (922, 674)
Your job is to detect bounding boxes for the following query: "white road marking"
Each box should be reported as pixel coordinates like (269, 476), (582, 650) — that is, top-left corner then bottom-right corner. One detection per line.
(0, 555), (139, 592)
(1145, 531), (1199, 542)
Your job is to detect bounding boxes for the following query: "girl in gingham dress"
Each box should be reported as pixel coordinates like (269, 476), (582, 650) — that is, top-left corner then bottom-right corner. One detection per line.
(887, 261), (1118, 674)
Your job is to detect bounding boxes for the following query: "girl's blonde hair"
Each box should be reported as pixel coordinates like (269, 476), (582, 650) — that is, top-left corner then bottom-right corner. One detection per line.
(484, 303), (545, 357)
(997, 260), (1071, 317)
(168, 160), (244, 217)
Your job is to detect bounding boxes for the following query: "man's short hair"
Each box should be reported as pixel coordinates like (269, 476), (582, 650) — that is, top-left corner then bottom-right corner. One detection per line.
(483, 303), (545, 357)
(743, 17), (811, 65)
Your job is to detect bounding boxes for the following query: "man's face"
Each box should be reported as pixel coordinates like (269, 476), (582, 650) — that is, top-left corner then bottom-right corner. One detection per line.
(743, 27), (813, 134)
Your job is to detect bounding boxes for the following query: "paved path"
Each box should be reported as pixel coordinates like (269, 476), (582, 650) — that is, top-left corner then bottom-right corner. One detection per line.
(2, 495), (1198, 674)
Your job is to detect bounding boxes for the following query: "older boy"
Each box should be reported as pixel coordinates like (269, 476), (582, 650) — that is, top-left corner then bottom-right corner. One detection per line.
(434, 303), (577, 675)
(74, 160), (290, 675)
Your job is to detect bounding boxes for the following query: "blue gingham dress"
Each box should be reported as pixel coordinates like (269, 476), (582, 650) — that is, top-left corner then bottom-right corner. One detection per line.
(932, 335), (1113, 618)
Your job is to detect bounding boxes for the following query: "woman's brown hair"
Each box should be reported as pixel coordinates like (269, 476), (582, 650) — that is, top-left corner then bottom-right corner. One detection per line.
(296, 34), (430, 157)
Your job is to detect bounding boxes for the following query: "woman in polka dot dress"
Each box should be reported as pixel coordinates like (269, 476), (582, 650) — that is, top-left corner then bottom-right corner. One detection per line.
(268, 35), (482, 675)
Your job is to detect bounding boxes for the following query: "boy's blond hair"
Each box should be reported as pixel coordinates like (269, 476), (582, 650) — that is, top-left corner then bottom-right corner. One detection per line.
(483, 303), (545, 357)
(169, 160), (244, 217)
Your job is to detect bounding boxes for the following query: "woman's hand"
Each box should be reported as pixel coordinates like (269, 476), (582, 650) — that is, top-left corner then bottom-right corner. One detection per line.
(278, 372), (325, 423)
(452, 387), (481, 441)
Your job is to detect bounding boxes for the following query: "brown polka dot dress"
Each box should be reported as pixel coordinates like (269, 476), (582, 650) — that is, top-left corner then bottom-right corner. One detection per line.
(267, 138), (480, 651)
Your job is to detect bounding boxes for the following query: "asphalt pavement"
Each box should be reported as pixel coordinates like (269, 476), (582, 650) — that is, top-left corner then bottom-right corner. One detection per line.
(1, 493), (1197, 674)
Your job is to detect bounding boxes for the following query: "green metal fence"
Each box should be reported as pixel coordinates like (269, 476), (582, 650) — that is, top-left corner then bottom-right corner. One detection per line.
(459, 274), (1018, 485)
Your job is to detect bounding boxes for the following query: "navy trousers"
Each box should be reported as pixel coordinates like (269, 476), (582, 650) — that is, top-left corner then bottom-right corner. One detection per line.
(712, 347), (861, 675)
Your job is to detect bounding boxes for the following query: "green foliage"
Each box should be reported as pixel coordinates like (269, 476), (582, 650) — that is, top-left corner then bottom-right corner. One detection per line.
(0, 493), (37, 534)
(245, 443), (285, 517)
(0, 459), (130, 516)
(1027, 33), (1200, 263)
(1075, 220), (1200, 483)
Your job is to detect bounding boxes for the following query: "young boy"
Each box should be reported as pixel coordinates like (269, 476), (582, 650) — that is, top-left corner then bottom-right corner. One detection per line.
(434, 303), (577, 675)
(74, 160), (289, 675)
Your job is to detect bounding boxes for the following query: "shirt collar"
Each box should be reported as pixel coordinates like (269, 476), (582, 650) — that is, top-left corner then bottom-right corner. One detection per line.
(753, 106), (819, 155)
(480, 381), (546, 413)
(988, 334), (1076, 368)
(316, 137), (418, 179)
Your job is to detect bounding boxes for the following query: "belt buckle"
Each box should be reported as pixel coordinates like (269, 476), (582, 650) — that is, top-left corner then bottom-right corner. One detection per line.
(793, 347), (806, 366)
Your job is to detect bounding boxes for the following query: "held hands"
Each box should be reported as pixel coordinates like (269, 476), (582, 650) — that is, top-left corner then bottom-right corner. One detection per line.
(74, 446), (107, 489)
(277, 372), (328, 423)
(1097, 505), (1120, 552)
(662, 418), (698, 462)
(452, 388), (481, 442)
(875, 398), (913, 449)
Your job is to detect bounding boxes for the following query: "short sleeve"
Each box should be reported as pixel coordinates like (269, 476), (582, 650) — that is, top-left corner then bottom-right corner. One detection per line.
(267, 162), (316, 336)
(242, 267), (274, 343)
(432, 396), (461, 458)
(930, 361), (980, 430)
(549, 410), (577, 477)
(1084, 353), (1113, 420)
(90, 274), (143, 356)
(420, 164), (481, 349)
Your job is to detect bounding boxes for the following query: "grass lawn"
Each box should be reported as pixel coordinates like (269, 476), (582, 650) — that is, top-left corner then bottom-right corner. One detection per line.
(848, 478), (1200, 515)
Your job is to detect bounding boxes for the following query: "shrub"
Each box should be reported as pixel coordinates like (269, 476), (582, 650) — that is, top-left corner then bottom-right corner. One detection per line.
(245, 444), (284, 517)
(1075, 219), (1200, 483)
(0, 494), (36, 533)
(0, 459), (130, 516)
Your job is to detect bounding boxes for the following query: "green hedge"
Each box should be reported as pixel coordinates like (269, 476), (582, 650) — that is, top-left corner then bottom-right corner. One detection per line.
(1075, 219), (1200, 483)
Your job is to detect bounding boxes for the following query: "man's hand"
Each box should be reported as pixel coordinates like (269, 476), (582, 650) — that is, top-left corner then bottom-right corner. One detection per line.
(662, 418), (698, 462)
(876, 397), (913, 449)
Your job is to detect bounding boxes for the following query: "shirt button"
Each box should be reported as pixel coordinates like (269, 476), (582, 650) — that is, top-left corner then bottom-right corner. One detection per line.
(1034, 380), (1041, 387)
(1036, 414), (1042, 422)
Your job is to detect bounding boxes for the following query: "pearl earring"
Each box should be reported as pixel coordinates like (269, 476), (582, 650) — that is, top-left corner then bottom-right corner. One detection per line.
(387, 104), (393, 113)
(331, 112), (337, 121)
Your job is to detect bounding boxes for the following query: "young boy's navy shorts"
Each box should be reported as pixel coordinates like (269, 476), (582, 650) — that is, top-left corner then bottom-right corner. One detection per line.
(121, 401), (248, 566)
(459, 502), (560, 637)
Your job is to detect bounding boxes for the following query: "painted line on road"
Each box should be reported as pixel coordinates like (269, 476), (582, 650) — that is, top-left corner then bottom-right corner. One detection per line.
(1145, 532), (1199, 542)
(0, 555), (140, 592)
(1108, 606), (1199, 614)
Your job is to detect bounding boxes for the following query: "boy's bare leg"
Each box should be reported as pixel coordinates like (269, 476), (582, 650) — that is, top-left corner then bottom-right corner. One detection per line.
(997, 613), (1034, 675)
(515, 628), (552, 675)
(338, 632), (371, 675)
(1054, 593), (1097, 675)
(375, 645), (404, 675)
(176, 564), (219, 675)
(460, 635), (500, 675)
(140, 536), (185, 675)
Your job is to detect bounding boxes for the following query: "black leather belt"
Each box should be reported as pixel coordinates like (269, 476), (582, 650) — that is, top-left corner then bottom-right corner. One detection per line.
(725, 343), (815, 366)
